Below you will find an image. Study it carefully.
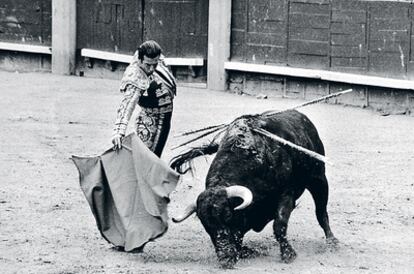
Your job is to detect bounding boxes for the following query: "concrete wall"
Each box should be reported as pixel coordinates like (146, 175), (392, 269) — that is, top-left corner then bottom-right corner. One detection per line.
(0, 51), (51, 72)
(228, 71), (414, 115)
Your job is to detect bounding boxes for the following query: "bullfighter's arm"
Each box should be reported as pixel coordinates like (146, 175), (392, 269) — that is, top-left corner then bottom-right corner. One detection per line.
(113, 84), (143, 137)
(170, 142), (219, 174)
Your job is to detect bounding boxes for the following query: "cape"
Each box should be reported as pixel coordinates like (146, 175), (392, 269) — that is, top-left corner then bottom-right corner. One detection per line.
(71, 133), (180, 251)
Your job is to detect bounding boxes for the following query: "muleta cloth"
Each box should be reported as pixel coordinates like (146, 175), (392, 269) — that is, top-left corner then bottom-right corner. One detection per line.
(71, 133), (180, 251)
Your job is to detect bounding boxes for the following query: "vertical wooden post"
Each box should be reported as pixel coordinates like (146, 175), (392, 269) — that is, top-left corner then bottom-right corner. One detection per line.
(207, 0), (232, 91)
(52, 0), (76, 75)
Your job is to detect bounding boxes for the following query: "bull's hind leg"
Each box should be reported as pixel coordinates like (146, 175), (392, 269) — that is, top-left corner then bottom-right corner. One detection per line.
(273, 195), (297, 263)
(308, 175), (338, 245)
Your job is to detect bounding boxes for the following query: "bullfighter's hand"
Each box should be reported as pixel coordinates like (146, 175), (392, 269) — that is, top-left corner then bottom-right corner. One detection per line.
(111, 133), (123, 150)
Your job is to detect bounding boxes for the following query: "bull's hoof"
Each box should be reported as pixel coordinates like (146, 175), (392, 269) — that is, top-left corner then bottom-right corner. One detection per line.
(240, 246), (259, 258)
(216, 244), (239, 269)
(326, 236), (339, 250)
(281, 246), (297, 263)
(217, 253), (238, 269)
(327, 236), (339, 245)
(218, 258), (237, 269)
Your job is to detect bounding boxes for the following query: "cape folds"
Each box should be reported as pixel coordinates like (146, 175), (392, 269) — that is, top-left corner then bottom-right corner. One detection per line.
(72, 133), (180, 251)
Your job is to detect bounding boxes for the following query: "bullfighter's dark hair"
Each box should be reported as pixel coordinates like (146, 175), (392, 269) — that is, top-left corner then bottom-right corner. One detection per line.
(137, 40), (162, 60)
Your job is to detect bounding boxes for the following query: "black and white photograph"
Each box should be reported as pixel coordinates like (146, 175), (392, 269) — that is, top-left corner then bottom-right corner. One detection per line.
(0, 0), (413, 273)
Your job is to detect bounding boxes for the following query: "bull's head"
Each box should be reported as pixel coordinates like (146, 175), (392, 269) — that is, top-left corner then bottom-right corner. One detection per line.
(173, 185), (253, 268)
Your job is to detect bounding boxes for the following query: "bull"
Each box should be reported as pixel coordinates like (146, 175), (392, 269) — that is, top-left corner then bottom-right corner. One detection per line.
(170, 110), (338, 268)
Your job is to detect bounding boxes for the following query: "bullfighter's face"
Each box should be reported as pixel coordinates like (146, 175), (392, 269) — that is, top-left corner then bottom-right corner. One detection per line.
(139, 55), (159, 76)
(196, 188), (242, 269)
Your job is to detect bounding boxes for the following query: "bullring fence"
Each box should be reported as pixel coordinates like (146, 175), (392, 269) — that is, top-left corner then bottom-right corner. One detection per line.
(1, 0), (413, 113)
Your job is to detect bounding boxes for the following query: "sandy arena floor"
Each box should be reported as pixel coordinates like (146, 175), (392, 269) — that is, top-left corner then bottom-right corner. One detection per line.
(0, 71), (413, 273)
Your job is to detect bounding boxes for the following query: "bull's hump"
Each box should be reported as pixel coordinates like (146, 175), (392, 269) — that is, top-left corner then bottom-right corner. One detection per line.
(223, 118), (260, 150)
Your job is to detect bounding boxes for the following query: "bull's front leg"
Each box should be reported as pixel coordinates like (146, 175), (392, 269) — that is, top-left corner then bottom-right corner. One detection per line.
(212, 229), (244, 269)
(233, 230), (259, 259)
(273, 195), (297, 263)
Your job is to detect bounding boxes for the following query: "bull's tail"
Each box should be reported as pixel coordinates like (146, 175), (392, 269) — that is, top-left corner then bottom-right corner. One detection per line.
(170, 142), (219, 174)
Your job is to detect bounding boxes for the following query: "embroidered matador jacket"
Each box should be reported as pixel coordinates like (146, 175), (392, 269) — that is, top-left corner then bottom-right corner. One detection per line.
(113, 52), (176, 156)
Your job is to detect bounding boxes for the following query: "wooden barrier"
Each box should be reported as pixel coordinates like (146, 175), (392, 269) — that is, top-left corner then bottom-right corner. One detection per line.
(80, 48), (204, 67)
(224, 61), (414, 91)
(0, 42), (51, 55)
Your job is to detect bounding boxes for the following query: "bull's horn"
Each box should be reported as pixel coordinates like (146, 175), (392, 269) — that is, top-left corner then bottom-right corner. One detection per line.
(225, 185), (253, 210)
(172, 202), (197, 223)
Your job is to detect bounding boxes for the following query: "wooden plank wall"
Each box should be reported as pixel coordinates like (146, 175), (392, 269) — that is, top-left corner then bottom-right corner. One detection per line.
(288, 0), (330, 68)
(144, 0), (208, 57)
(331, 0), (368, 73)
(77, 0), (208, 58)
(231, 0), (288, 64)
(77, 0), (143, 54)
(0, 0), (51, 45)
(368, 1), (411, 78)
(411, 3), (414, 79)
(231, 0), (414, 79)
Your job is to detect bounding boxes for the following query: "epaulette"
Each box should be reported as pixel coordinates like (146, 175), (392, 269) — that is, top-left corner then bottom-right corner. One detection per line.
(119, 64), (150, 92)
